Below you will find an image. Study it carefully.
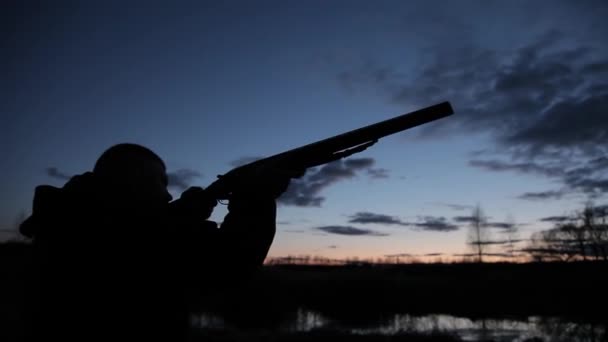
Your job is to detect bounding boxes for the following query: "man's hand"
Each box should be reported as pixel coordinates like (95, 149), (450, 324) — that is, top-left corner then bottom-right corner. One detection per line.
(173, 186), (217, 220)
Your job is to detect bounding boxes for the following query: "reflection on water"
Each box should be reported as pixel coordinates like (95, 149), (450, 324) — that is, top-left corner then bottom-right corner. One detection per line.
(191, 309), (606, 342)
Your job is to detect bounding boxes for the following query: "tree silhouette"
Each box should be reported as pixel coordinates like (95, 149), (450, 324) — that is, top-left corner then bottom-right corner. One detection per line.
(503, 215), (519, 259)
(466, 205), (491, 263)
(525, 203), (608, 262)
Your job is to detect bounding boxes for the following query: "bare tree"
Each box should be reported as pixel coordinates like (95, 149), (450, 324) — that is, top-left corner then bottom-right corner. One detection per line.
(526, 232), (551, 262)
(466, 205), (491, 263)
(581, 204), (608, 261)
(524, 203), (608, 262)
(503, 215), (519, 259)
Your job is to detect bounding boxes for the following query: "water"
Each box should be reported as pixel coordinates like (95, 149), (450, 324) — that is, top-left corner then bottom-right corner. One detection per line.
(191, 309), (607, 342)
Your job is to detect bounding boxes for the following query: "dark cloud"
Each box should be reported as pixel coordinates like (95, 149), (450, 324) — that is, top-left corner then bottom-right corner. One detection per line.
(348, 212), (408, 226)
(435, 202), (474, 211)
(590, 156), (608, 170)
(453, 216), (475, 223)
(452, 253), (479, 257)
(454, 216), (517, 229)
(486, 222), (516, 230)
(279, 158), (379, 207)
(46, 167), (72, 181)
(505, 94), (608, 153)
(384, 253), (413, 258)
(328, 245), (338, 249)
(485, 253), (514, 258)
(537, 205), (608, 223)
(413, 216), (459, 232)
(344, 158), (374, 169)
(472, 156), (608, 199)
(539, 216), (571, 223)
(167, 169), (202, 191)
(518, 190), (565, 201)
(469, 160), (563, 178)
(367, 168), (390, 179)
(228, 157), (380, 207)
(284, 229), (306, 233)
(582, 61), (608, 74)
(308, 158), (372, 181)
(564, 177), (608, 199)
(424, 253), (444, 256)
(338, 29), (608, 199)
(316, 225), (388, 236)
(593, 204), (608, 215)
(476, 239), (524, 246)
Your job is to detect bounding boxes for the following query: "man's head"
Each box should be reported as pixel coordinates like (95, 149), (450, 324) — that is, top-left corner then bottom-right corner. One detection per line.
(94, 143), (173, 206)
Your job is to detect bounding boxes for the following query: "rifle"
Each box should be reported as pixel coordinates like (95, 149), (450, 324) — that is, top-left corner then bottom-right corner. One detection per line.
(204, 101), (454, 201)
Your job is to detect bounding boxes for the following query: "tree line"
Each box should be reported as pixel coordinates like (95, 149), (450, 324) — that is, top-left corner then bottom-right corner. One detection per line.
(466, 203), (608, 263)
(524, 204), (608, 262)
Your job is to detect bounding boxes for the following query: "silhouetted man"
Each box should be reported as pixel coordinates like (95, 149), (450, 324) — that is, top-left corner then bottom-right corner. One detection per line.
(20, 143), (291, 341)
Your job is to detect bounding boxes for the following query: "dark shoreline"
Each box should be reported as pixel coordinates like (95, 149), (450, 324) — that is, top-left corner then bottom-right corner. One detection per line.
(3, 242), (607, 320)
(192, 261), (608, 328)
(2, 242), (607, 341)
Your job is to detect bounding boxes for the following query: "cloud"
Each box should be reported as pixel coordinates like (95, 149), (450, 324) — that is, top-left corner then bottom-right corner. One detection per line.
(593, 204), (608, 215)
(486, 222), (516, 230)
(279, 158), (380, 207)
(284, 229), (306, 233)
(46, 167), (72, 181)
(518, 190), (565, 201)
(338, 29), (608, 199)
(316, 225), (388, 236)
(435, 202), (474, 211)
(413, 216), (459, 232)
(564, 177), (608, 198)
(344, 158), (375, 169)
(453, 216), (475, 223)
(328, 245), (338, 249)
(485, 253), (515, 258)
(348, 212), (408, 226)
(424, 253), (444, 256)
(230, 156), (389, 207)
(539, 215), (571, 223)
(367, 168), (390, 179)
(167, 169), (202, 190)
(471, 156), (608, 199)
(384, 253), (413, 258)
(454, 216), (517, 229)
(469, 157), (606, 199)
(452, 253), (479, 257)
(468, 160), (564, 178)
(475, 239), (524, 246)
(505, 94), (608, 153)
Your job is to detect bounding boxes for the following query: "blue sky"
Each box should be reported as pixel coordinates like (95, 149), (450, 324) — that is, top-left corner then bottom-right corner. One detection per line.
(3, 1), (608, 260)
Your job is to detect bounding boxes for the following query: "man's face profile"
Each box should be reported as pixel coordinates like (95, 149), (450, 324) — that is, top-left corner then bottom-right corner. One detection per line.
(94, 144), (173, 208)
(135, 159), (173, 205)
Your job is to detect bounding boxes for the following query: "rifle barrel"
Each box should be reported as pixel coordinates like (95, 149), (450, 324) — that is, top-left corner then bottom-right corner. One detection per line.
(272, 101), (454, 160)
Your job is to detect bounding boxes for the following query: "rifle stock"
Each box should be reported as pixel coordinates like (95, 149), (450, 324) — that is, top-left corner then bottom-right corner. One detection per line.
(205, 101), (454, 200)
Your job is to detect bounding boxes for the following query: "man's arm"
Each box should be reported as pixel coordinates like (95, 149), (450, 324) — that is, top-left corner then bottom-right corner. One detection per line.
(214, 169), (291, 269)
(177, 171), (289, 286)
(218, 192), (277, 268)
(176, 193), (276, 290)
